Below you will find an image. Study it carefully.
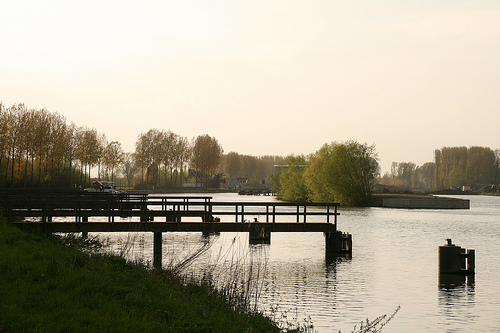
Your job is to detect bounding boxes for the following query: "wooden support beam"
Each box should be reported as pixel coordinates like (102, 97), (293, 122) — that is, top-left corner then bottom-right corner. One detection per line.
(153, 232), (162, 269)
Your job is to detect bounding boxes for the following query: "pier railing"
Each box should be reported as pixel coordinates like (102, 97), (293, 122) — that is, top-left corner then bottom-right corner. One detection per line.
(1, 191), (349, 268)
(0, 192), (338, 226)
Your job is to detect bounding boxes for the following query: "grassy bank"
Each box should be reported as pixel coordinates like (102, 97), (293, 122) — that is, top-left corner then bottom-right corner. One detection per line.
(0, 218), (280, 332)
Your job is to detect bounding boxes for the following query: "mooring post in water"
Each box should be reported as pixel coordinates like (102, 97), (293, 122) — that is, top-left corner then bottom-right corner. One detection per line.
(467, 249), (475, 274)
(438, 239), (475, 275)
(202, 216), (220, 237)
(153, 232), (162, 269)
(324, 231), (352, 255)
(248, 220), (271, 244)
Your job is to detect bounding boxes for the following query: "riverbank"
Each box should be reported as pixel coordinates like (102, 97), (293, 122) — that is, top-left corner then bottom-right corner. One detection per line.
(371, 193), (470, 209)
(0, 218), (281, 332)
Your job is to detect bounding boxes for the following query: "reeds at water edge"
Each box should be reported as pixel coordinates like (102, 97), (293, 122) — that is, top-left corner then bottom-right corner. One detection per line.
(90, 232), (399, 332)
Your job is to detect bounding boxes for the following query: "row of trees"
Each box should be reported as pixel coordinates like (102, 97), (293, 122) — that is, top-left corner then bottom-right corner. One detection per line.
(134, 129), (192, 187)
(223, 153), (284, 184)
(379, 162), (435, 189)
(0, 103), (232, 189)
(273, 141), (380, 206)
(434, 146), (499, 189)
(1, 102), (380, 203)
(0, 103), (124, 188)
(7, 103), (498, 196)
(379, 146), (500, 190)
(1, 103), (272, 189)
(132, 134), (284, 189)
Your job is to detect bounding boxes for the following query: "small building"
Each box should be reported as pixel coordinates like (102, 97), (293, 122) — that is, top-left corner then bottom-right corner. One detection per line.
(182, 169), (204, 188)
(229, 177), (249, 190)
(461, 185), (473, 192)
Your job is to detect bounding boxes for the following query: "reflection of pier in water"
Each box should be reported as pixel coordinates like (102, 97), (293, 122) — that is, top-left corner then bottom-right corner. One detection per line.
(2, 190), (352, 268)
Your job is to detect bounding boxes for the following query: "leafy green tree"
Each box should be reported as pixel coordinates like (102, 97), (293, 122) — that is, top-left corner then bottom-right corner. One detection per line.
(274, 155), (308, 202)
(306, 141), (379, 206)
(305, 146), (335, 202)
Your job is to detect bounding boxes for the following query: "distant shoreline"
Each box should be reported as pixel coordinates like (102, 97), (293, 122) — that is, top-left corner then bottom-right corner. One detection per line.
(125, 186), (231, 195)
(370, 193), (470, 209)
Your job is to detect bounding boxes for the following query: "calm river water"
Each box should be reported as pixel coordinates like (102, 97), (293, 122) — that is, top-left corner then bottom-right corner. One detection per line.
(98, 193), (500, 332)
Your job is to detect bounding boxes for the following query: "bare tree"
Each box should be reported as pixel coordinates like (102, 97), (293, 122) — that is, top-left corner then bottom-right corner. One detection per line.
(121, 152), (137, 187)
(134, 129), (163, 185)
(76, 127), (103, 186)
(160, 130), (179, 186)
(102, 141), (124, 182)
(174, 136), (191, 186)
(0, 103), (7, 183)
(4, 104), (24, 185)
(191, 134), (223, 187)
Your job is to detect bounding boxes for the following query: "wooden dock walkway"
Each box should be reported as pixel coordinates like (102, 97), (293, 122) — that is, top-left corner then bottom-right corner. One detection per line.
(1, 190), (352, 268)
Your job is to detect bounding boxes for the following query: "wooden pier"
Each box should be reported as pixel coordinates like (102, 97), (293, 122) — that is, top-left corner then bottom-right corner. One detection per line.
(1, 190), (352, 268)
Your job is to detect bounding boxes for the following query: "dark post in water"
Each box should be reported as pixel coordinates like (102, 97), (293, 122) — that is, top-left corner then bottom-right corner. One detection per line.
(438, 239), (475, 275)
(248, 221), (271, 244)
(153, 232), (162, 269)
(324, 231), (352, 255)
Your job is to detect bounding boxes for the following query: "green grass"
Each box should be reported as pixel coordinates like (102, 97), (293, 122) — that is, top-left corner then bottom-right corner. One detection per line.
(0, 218), (280, 333)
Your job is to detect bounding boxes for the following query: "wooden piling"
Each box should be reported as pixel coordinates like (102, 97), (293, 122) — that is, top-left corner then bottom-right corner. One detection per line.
(248, 222), (271, 244)
(153, 232), (162, 269)
(466, 249), (475, 274)
(439, 239), (475, 275)
(325, 231), (352, 254)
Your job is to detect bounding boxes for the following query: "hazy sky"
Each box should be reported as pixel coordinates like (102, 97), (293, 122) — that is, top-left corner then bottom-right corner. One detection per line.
(2, 1), (499, 173)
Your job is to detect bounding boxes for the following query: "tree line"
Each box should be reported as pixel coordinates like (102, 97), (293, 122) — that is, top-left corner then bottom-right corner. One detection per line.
(5, 102), (499, 196)
(0, 103), (125, 188)
(0, 103), (226, 188)
(379, 162), (435, 190)
(133, 133), (284, 188)
(133, 129), (192, 187)
(379, 146), (500, 191)
(0, 103), (277, 189)
(223, 153), (284, 184)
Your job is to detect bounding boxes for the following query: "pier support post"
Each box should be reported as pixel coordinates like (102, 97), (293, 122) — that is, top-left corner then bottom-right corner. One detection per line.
(325, 231), (352, 254)
(467, 249), (475, 274)
(439, 240), (461, 274)
(202, 216), (220, 237)
(81, 215), (88, 238)
(153, 232), (162, 269)
(248, 223), (271, 244)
